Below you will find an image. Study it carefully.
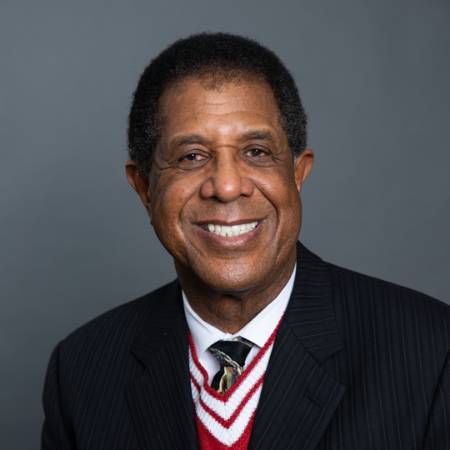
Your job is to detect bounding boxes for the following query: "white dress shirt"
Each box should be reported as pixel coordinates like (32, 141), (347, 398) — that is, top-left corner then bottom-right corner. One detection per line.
(182, 264), (296, 384)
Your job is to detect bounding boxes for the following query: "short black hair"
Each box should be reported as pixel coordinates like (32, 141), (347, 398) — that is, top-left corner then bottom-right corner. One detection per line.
(128, 32), (307, 176)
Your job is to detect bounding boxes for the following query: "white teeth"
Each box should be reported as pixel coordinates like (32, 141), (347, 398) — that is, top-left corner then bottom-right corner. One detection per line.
(205, 221), (258, 237)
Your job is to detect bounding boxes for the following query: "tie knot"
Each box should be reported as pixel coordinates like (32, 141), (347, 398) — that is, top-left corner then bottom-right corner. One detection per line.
(208, 337), (253, 369)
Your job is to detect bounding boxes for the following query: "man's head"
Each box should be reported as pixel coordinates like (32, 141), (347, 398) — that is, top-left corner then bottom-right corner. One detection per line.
(126, 32), (313, 299)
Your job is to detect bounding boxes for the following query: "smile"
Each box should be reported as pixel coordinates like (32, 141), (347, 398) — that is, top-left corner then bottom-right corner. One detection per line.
(201, 221), (259, 237)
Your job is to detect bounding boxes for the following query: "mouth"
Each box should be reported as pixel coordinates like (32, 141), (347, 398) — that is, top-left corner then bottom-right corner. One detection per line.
(199, 221), (260, 237)
(194, 219), (263, 238)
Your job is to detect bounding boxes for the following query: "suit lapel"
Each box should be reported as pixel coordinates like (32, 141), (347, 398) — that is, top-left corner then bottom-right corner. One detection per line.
(249, 242), (346, 450)
(126, 281), (198, 450)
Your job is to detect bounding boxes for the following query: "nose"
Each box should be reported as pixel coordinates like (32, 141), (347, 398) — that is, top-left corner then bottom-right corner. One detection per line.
(199, 151), (253, 202)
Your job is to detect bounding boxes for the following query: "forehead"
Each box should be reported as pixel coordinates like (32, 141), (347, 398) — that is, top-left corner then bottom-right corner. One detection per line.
(157, 77), (285, 142)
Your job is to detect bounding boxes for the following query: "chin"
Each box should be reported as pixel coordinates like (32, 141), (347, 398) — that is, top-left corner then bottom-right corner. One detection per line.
(196, 260), (272, 295)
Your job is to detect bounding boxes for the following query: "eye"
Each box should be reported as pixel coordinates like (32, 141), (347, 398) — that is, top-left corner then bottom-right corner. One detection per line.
(177, 151), (208, 169)
(245, 147), (270, 159)
(182, 153), (204, 161)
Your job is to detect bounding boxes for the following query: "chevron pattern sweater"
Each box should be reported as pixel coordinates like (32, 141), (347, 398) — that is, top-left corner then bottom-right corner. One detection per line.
(188, 325), (279, 449)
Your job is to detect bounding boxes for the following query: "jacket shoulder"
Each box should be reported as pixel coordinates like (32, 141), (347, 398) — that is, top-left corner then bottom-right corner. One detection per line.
(329, 261), (449, 307)
(57, 280), (178, 360)
(326, 261), (450, 345)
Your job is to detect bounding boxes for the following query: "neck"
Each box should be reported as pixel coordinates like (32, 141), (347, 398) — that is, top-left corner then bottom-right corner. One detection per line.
(176, 255), (296, 334)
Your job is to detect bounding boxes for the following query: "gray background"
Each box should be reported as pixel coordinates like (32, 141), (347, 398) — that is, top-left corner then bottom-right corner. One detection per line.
(1, 0), (449, 448)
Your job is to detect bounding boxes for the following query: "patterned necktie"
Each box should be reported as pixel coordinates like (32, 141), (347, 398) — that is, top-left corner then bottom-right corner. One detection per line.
(208, 337), (253, 394)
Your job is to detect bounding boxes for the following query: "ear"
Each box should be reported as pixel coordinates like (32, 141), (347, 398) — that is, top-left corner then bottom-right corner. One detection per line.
(293, 148), (314, 192)
(125, 159), (151, 210)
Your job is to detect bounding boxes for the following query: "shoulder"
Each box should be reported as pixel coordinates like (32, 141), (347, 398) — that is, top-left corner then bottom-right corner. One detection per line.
(54, 280), (178, 366)
(325, 260), (450, 351)
(328, 261), (449, 316)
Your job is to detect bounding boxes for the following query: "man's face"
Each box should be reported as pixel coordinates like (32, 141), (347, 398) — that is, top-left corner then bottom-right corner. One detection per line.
(127, 77), (313, 294)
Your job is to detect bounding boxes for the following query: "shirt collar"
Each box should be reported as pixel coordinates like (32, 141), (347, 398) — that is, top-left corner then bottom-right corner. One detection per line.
(182, 264), (296, 355)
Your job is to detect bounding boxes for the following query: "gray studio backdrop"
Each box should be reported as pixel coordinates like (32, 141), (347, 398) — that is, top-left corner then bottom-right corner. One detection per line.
(1, 1), (449, 448)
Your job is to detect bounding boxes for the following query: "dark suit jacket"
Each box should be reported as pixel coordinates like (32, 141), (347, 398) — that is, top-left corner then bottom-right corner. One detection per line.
(41, 242), (450, 450)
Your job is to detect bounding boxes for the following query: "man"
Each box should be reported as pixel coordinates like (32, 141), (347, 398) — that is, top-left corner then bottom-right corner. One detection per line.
(41, 33), (450, 450)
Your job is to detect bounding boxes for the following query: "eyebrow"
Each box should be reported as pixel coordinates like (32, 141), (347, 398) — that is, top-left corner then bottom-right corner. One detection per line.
(170, 134), (209, 148)
(240, 130), (277, 143)
(169, 129), (277, 149)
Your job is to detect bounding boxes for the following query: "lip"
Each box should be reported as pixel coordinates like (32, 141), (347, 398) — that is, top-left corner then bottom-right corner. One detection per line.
(193, 219), (264, 248)
(194, 218), (263, 227)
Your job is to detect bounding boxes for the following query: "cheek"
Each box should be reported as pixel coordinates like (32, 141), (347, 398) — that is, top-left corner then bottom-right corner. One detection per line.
(257, 169), (300, 208)
(260, 174), (302, 235)
(150, 175), (196, 230)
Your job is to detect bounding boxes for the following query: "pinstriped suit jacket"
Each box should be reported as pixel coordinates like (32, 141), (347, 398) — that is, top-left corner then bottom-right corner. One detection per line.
(41, 242), (450, 449)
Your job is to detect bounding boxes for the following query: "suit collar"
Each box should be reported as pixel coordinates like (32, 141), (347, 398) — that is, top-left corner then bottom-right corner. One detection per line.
(285, 241), (344, 361)
(249, 241), (346, 450)
(127, 280), (198, 450)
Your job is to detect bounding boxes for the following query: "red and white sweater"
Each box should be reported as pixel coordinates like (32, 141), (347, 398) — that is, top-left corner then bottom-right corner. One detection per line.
(188, 325), (279, 450)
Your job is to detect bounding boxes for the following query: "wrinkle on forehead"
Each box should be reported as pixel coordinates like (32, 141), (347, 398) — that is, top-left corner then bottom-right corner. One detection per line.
(158, 77), (283, 133)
